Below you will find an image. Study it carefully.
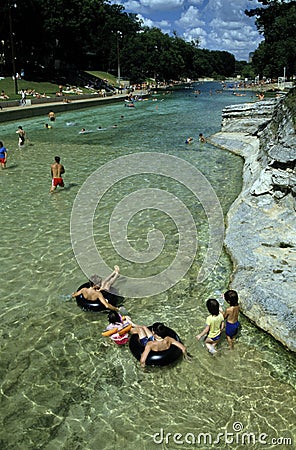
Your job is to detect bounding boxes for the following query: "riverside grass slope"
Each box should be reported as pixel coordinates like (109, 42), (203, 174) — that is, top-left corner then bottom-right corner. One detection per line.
(0, 71), (118, 102)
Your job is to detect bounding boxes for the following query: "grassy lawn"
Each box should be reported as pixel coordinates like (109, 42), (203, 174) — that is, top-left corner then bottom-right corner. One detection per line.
(0, 78), (61, 101)
(0, 71), (119, 102)
(86, 71), (118, 86)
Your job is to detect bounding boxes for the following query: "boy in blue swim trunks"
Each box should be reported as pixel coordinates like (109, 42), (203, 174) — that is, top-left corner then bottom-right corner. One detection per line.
(130, 323), (191, 367)
(130, 324), (162, 348)
(223, 290), (240, 350)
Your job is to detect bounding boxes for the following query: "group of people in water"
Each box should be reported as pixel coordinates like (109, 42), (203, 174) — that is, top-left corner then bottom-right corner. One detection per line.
(185, 133), (206, 145)
(196, 290), (240, 353)
(72, 265), (240, 367)
(0, 125), (26, 169)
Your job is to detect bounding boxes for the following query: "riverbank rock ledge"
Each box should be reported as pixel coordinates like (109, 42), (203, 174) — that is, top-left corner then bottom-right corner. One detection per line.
(209, 89), (296, 352)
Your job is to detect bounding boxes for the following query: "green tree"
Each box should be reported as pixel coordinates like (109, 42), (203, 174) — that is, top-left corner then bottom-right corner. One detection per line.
(235, 60), (256, 80)
(1, 0), (244, 83)
(1, 0), (141, 73)
(246, 0), (296, 78)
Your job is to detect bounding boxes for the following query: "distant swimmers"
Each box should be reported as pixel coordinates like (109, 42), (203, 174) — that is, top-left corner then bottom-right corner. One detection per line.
(185, 137), (193, 144)
(79, 128), (94, 134)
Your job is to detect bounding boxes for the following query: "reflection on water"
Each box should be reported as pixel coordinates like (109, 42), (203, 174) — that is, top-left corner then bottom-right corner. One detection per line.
(0, 84), (295, 449)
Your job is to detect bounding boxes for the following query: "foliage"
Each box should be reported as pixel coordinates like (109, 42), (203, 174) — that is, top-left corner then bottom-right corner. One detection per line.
(245, 0), (296, 78)
(0, 0), (277, 83)
(235, 60), (256, 80)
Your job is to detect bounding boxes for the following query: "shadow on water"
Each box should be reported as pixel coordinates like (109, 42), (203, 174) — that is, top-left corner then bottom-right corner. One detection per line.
(63, 182), (78, 191)
(4, 164), (18, 170)
(50, 183), (78, 192)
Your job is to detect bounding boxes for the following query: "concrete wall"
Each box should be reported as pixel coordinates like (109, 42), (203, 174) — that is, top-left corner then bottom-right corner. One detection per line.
(0, 95), (128, 123)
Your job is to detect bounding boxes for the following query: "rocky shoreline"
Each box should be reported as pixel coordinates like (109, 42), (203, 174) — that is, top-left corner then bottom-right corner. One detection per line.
(208, 89), (296, 352)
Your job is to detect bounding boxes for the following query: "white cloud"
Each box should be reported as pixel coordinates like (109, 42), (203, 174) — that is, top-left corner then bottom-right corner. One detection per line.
(205, 22), (263, 59)
(141, 0), (183, 10)
(204, 0), (251, 20)
(123, 1), (144, 13)
(189, 0), (204, 5)
(124, 0), (184, 12)
(183, 27), (208, 48)
(136, 13), (172, 34)
(158, 20), (171, 28)
(111, 0), (264, 60)
(176, 6), (205, 29)
(136, 13), (155, 28)
(185, 0), (264, 59)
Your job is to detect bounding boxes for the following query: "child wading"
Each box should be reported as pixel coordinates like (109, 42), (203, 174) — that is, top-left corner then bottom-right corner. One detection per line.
(223, 290), (240, 349)
(196, 298), (224, 354)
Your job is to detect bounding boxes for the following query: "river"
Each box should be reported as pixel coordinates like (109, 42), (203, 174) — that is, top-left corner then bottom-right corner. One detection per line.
(0, 83), (295, 449)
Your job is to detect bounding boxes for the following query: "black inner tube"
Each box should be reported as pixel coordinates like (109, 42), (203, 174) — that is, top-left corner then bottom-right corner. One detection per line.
(129, 325), (183, 366)
(75, 282), (124, 312)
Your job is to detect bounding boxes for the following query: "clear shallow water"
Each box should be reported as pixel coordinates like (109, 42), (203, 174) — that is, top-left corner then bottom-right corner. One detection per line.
(0, 83), (295, 449)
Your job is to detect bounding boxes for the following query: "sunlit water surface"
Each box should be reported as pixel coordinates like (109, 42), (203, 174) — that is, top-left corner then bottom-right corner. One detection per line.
(0, 83), (295, 449)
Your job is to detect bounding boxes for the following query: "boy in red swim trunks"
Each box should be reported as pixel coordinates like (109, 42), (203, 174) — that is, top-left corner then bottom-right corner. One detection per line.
(50, 156), (65, 193)
(0, 141), (7, 168)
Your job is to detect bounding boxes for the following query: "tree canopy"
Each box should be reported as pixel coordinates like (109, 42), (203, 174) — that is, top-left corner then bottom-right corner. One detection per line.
(245, 0), (296, 78)
(1, 0), (294, 83)
(0, 0), (237, 82)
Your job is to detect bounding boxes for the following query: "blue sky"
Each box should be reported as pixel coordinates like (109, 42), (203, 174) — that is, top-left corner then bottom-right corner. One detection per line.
(110, 0), (264, 61)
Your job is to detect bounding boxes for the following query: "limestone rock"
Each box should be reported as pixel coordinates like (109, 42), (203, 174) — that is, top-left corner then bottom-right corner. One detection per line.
(221, 99), (278, 134)
(209, 88), (296, 352)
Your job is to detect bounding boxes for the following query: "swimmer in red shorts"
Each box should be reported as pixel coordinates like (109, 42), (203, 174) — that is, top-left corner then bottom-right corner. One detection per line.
(0, 141), (7, 168)
(52, 177), (64, 188)
(50, 156), (65, 193)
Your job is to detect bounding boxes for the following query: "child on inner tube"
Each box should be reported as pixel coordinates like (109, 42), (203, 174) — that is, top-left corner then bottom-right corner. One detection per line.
(72, 266), (121, 312)
(130, 322), (192, 367)
(105, 311), (135, 345)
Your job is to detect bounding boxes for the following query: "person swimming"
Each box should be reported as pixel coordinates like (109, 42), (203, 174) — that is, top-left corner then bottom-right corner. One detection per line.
(79, 128), (95, 134)
(199, 133), (206, 143)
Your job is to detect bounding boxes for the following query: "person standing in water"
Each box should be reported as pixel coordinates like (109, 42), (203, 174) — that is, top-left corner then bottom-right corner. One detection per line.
(222, 290), (240, 350)
(199, 133), (206, 143)
(16, 126), (26, 147)
(0, 141), (7, 168)
(48, 111), (56, 121)
(50, 156), (65, 193)
(196, 298), (224, 354)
